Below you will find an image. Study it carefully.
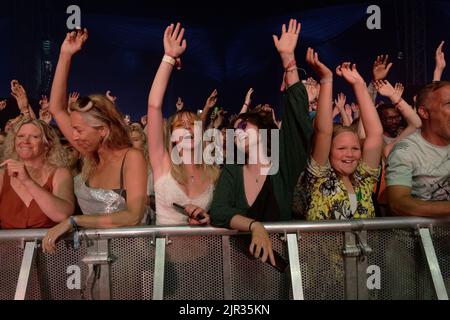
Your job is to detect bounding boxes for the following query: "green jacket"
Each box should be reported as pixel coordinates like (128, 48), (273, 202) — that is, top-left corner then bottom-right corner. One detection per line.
(210, 82), (312, 227)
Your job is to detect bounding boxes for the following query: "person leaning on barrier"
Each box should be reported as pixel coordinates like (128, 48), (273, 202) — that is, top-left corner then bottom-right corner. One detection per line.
(42, 28), (147, 253)
(386, 81), (450, 216)
(0, 118), (75, 229)
(303, 53), (384, 220)
(210, 19), (313, 266)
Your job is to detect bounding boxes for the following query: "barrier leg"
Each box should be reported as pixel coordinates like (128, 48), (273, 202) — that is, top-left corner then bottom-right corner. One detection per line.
(419, 228), (448, 300)
(152, 237), (166, 300)
(14, 241), (37, 300)
(287, 233), (304, 300)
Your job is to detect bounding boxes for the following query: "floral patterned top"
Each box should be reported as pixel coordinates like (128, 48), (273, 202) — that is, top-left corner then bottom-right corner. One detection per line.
(304, 157), (380, 220)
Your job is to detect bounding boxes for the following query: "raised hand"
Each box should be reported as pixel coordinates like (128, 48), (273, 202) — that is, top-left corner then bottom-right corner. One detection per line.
(11, 81), (29, 112)
(68, 92), (80, 105)
(273, 19), (301, 67)
(244, 88), (254, 107)
(39, 95), (49, 110)
(176, 97), (184, 111)
(394, 82), (404, 98)
(305, 77), (320, 103)
(0, 100), (6, 111)
(336, 63), (365, 86)
(435, 41), (446, 71)
(334, 93), (346, 110)
(373, 80), (396, 99)
(163, 23), (187, 59)
(61, 28), (89, 57)
(372, 54), (393, 81)
(140, 115), (148, 127)
(39, 109), (52, 124)
(204, 89), (218, 109)
(305, 48), (333, 80)
(344, 104), (353, 125)
(106, 90), (117, 104)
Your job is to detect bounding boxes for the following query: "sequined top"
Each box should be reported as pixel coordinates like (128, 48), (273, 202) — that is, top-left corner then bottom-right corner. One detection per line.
(74, 150), (129, 215)
(74, 175), (127, 215)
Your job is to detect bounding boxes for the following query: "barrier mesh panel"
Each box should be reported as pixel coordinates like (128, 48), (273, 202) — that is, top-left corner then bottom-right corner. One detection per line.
(164, 235), (224, 300)
(0, 241), (25, 300)
(229, 234), (291, 300)
(430, 226), (450, 294)
(110, 237), (155, 300)
(298, 232), (345, 300)
(367, 229), (435, 300)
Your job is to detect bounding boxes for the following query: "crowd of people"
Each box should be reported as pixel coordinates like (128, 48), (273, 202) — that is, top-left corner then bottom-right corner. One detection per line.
(0, 20), (448, 266)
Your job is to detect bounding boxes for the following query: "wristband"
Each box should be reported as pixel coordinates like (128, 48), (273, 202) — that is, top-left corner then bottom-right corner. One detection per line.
(162, 54), (176, 66)
(162, 54), (182, 70)
(248, 220), (257, 232)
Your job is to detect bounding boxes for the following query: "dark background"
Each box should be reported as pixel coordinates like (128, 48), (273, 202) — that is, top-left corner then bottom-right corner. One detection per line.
(0, 0), (449, 128)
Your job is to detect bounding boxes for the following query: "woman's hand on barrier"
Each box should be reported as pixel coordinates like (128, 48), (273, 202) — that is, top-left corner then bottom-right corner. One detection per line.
(185, 204), (210, 225)
(249, 222), (276, 266)
(42, 219), (72, 254)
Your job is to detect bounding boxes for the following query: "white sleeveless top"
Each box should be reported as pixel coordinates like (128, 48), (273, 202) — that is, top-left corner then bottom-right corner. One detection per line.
(154, 173), (214, 226)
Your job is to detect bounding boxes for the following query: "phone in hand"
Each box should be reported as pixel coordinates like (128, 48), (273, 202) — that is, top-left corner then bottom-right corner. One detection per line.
(251, 248), (289, 273)
(172, 203), (206, 220)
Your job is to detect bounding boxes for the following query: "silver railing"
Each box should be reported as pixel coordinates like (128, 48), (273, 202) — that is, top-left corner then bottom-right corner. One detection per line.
(1, 217), (450, 300)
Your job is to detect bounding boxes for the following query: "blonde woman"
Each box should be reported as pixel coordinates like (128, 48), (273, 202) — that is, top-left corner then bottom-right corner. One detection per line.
(42, 28), (147, 253)
(147, 23), (219, 226)
(0, 118), (74, 229)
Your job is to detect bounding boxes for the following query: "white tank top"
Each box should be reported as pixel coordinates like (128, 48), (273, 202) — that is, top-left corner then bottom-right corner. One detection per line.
(154, 173), (214, 226)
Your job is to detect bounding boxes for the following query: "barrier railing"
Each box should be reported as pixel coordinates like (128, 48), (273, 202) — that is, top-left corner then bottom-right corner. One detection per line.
(1, 217), (450, 300)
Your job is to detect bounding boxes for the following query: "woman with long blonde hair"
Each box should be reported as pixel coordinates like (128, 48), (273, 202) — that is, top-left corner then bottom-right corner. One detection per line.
(42, 28), (147, 253)
(147, 23), (219, 226)
(0, 118), (74, 229)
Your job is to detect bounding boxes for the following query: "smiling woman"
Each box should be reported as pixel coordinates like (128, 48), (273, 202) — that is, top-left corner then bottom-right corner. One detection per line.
(0, 118), (75, 229)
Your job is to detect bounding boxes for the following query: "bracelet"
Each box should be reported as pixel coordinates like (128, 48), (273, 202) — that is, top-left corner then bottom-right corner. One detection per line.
(248, 220), (257, 232)
(69, 216), (78, 230)
(393, 98), (402, 107)
(162, 54), (176, 67)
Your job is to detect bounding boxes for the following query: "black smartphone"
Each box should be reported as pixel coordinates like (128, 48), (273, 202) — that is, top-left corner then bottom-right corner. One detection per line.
(270, 250), (289, 273)
(172, 203), (206, 220)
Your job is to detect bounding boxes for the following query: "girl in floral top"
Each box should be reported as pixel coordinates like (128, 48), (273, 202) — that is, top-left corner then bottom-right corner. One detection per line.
(304, 50), (383, 220)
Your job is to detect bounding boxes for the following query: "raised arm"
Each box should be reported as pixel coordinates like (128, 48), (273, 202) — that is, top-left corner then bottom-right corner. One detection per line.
(147, 23), (186, 178)
(273, 19), (301, 87)
(200, 89), (218, 124)
(306, 47), (333, 166)
(375, 80), (422, 129)
(336, 63), (383, 169)
(433, 41), (446, 81)
(239, 88), (254, 114)
(49, 29), (88, 151)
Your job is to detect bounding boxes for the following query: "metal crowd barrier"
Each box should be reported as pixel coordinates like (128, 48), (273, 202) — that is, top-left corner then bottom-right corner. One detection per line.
(1, 217), (450, 300)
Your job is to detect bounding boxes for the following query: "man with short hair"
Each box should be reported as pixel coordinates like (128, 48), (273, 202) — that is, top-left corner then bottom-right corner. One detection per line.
(386, 81), (450, 216)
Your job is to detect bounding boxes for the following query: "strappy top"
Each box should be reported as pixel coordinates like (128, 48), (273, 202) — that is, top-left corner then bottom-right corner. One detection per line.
(74, 150), (129, 215)
(0, 171), (57, 229)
